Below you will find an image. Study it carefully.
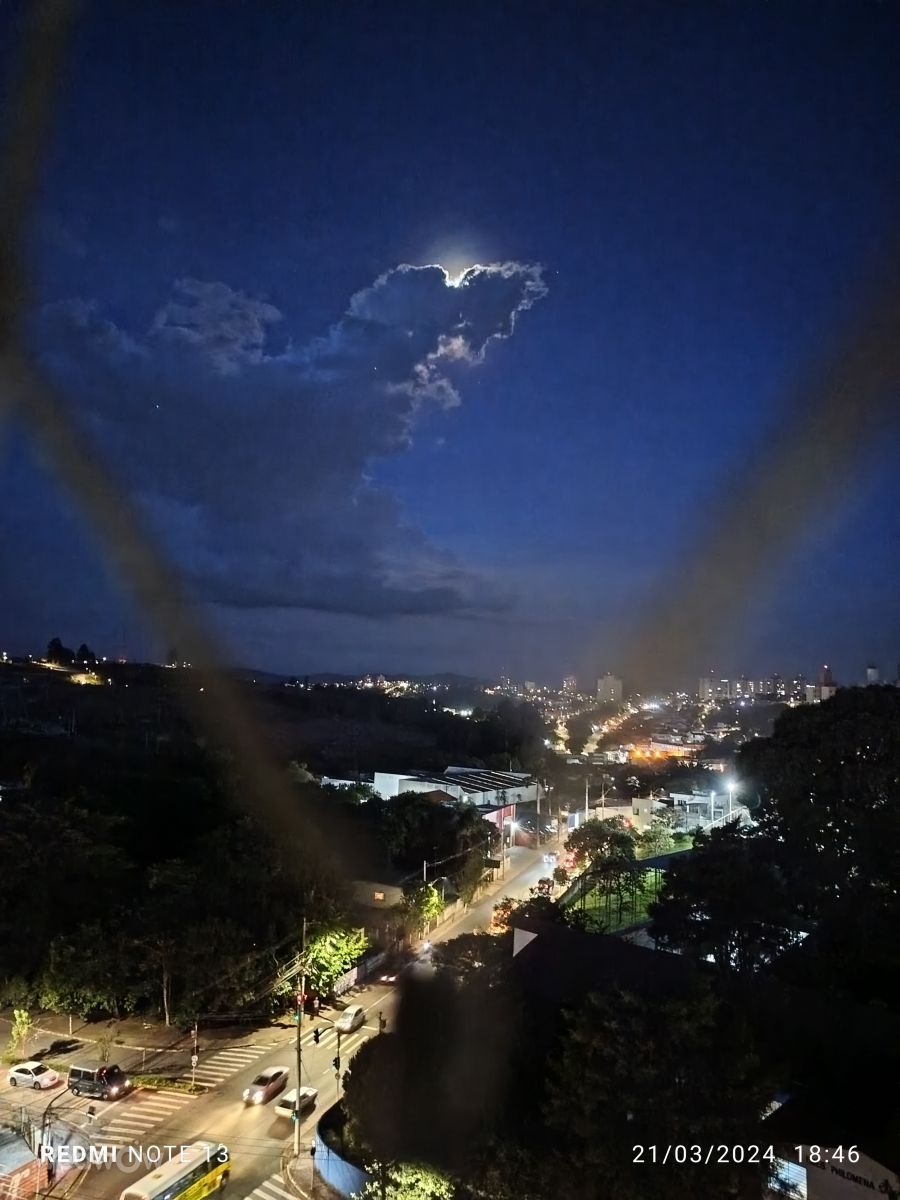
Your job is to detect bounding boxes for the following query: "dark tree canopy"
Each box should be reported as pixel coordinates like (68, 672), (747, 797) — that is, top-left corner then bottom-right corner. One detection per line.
(545, 986), (777, 1200)
(648, 822), (799, 975)
(741, 686), (900, 907)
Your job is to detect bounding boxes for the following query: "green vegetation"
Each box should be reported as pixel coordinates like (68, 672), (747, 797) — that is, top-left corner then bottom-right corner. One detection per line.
(303, 928), (369, 996)
(577, 873), (659, 932)
(6, 1009), (34, 1059)
(358, 1162), (453, 1200)
(130, 1076), (207, 1094)
(399, 883), (445, 935)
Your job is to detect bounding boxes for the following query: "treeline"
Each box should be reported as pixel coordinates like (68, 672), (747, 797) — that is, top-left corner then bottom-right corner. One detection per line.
(275, 690), (550, 775)
(0, 718), (518, 1024)
(0, 743), (349, 1024)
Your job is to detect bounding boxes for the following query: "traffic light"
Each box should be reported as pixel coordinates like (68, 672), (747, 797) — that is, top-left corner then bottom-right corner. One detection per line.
(313, 1028), (321, 1044)
(332, 1056), (340, 1072)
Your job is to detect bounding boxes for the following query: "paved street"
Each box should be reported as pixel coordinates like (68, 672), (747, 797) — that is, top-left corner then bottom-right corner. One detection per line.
(64, 985), (398, 1200)
(430, 844), (552, 941)
(0, 852), (551, 1200)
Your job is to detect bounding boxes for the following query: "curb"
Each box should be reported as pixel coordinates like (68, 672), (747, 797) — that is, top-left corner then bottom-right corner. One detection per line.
(281, 1147), (311, 1199)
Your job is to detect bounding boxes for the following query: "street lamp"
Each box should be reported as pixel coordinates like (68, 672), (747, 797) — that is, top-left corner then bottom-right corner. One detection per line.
(725, 777), (739, 820)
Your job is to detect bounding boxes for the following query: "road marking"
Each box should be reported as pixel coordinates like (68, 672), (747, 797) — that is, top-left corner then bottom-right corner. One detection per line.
(239, 1173), (295, 1200)
(187, 1045), (268, 1084)
(96, 1088), (194, 1143)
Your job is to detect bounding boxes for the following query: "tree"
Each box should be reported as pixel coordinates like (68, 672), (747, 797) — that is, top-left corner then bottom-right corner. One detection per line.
(304, 927), (368, 997)
(552, 865), (569, 888)
(565, 816), (636, 870)
(743, 686), (900, 911)
(455, 846), (487, 905)
(343, 1034), (407, 1161)
(287, 760), (315, 783)
(75, 643), (97, 665)
(545, 985), (778, 1200)
(358, 1162), (453, 1200)
(46, 637), (75, 665)
(400, 884), (444, 936)
(95, 1027), (117, 1063)
(488, 896), (519, 933)
(565, 713), (595, 755)
(648, 823), (799, 975)
(432, 932), (511, 987)
(638, 813), (675, 857)
(6, 1009), (33, 1059)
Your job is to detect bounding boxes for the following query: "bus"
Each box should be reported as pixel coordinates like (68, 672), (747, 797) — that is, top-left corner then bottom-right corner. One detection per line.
(119, 1142), (230, 1200)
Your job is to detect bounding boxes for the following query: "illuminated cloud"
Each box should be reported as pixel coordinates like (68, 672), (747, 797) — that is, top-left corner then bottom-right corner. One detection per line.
(26, 261), (547, 626)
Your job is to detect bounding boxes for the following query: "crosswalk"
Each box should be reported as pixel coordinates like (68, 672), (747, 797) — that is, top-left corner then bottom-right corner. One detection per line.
(239, 1172), (297, 1200)
(189, 1044), (274, 1087)
(90, 1088), (195, 1151)
(299, 1023), (372, 1058)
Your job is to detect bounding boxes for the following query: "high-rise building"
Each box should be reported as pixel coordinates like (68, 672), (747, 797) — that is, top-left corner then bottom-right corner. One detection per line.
(819, 664), (833, 687)
(562, 675), (577, 695)
(865, 664), (879, 685)
(699, 677), (715, 702)
(597, 674), (623, 705)
(524, 681), (537, 694)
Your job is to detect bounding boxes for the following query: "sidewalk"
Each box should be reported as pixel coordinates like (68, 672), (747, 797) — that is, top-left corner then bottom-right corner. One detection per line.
(283, 1148), (314, 1199)
(427, 843), (545, 944)
(0, 1009), (288, 1079)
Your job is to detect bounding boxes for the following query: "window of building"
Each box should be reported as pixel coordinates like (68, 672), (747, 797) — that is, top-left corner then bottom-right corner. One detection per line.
(771, 1160), (807, 1199)
(373, 891), (385, 902)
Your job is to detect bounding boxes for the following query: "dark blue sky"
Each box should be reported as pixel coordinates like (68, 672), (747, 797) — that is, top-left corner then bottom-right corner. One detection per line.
(2, 0), (898, 686)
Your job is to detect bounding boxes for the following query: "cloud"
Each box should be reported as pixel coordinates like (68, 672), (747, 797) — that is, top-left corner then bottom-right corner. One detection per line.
(31, 262), (546, 626)
(150, 277), (283, 374)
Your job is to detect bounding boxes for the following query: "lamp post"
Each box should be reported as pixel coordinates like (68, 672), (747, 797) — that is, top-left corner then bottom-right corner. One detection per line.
(293, 916), (307, 1157)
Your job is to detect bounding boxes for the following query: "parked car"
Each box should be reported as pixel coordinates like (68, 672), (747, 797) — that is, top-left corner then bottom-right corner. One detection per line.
(243, 1066), (289, 1105)
(536, 877), (553, 896)
(274, 1087), (318, 1119)
(7, 1061), (59, 1090)
(334, 1004), (366, 1034)
(68, 1063), (132, 1100)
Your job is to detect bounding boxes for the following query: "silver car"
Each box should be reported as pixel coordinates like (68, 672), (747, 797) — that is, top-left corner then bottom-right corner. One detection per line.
(334, 1005), (366, 1034)
(242, 1065), (288, 1105)
(7, 1061), (59, 1090)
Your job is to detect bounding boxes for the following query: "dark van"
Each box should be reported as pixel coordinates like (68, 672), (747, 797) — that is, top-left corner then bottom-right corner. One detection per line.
(67, 1062), (133, 1100)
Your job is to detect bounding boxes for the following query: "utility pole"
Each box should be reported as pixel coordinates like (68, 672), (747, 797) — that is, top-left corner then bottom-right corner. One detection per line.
(584, 774), (590, 822)
(334, 1030), (343, 1101)
(293, 916), (307, 1156)
(422, 859), (427, 883)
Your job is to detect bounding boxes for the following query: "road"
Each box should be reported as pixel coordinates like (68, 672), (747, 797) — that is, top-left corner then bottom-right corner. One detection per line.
(430, 845), (549, 939)
(7, 855), (548, 1200)
(44, 985), (397, 1200)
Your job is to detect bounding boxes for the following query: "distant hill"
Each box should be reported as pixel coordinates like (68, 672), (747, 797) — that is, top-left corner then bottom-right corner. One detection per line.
(229, 668), (289, 685)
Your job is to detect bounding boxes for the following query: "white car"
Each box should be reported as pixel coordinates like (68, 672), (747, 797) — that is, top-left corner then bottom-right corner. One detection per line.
(334, 1004), (366, 1034)
(8, 1061), (59, 1090)
(274, 1087), (318, 1119)
(543, 851), (558, 866)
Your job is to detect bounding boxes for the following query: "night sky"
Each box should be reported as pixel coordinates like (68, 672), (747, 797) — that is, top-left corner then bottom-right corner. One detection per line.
(1, 0), (898, 687)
